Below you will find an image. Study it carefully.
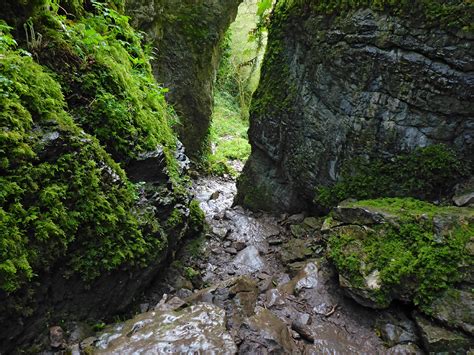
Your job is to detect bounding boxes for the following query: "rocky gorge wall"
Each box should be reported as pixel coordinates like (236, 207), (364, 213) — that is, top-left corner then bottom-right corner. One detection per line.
(126, 0), (243, 159)
(0, 0), (204, 351)
(237, 0), (474, 212)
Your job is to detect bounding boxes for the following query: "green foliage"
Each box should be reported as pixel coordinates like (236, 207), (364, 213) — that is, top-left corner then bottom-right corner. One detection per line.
(29, 1), (178, 163)
(315, 145), (469, 208)
(0, 21), (17, 51)
(329, 198), (473, 307)
(183, 266), (199, 280)
(92, 321), (107, 332)
(257, 0), (273, 17)
(205, 91), (251, 176)
(206, 1), (268, 176)
(216, 1), (267, 120)
(0, 1), (192, 295)
(187, 199), (205, 236)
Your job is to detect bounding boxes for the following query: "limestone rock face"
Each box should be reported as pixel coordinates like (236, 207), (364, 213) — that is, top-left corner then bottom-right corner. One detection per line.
(237, 4), (474, 212)
(126, 0), (242, 158)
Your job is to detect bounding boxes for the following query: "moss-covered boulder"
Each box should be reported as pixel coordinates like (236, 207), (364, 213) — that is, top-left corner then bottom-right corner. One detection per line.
(0, 1), (203, 351)
(327, 198), (473, 307)
(125, 0), (242, 159)
(325, 198), (473, 352)
(237, 0), (474, 212)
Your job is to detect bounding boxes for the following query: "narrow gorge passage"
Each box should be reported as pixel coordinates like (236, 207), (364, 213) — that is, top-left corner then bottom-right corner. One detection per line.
(1, 0), (472, 352)
(91, 174), (418, 353)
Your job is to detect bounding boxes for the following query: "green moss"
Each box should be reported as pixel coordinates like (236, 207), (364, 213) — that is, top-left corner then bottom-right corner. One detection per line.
(186, 199), (205, 238)
(183, 266), (199, 280)
(0, 48), (167, 292)
(328, 198), (473, 307)
(315, 145), (469, 209)
(30, 3), (178, 163)
(0, 2), (190, 294)
(236, 171), (276, 211)
(328, 233), (366, 287)
(348, 198), (474, 219)
(185, 234), (206, 258)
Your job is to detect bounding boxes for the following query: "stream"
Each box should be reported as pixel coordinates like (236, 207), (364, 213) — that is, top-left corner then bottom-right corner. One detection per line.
(86, 175), (420, 354)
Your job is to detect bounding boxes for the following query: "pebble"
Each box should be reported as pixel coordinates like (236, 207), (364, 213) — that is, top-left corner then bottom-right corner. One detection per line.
(49, 326), (65, 349)
(233, 241), (246, 251)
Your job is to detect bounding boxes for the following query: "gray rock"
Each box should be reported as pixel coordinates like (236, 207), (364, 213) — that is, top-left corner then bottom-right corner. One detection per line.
(303, 217), (321, 229)
(428, 289), (474, 335)
(94, 304), (236, 354)
(241, 308), (299, 353)
(225, 247), (238, 255)
(333, 206), (386, 225)
(375, 313), (419, 347)
(386, 343), (423, 354)
(68, 343), (81, 355)
(49, 326), (65, 349)
(126, 0), (243, 158)
(453, 192), (474, 207)
(414, 313), (472, 353)
(68, 322), (94, 345)
(233, 241), (246, 251)
(236, 5), (474, 212)
(139, 303), (149, 313)
(232, 245), (265, 273)
(280, 238), (313, 264)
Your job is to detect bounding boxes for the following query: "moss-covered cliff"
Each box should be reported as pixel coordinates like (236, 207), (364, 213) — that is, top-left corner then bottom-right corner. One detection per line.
(126, 0), (243, 159)
(0, 1), (203, 351)
(237, 0), (474, 212)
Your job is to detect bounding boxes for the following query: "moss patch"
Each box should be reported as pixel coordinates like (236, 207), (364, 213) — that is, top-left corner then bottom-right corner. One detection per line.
(315, 145), (469, 209)
(328, 198), (474, 307)
(0, 47), (165, 293)
(27, 2), (178, 164)
(0, 0), (192, 295)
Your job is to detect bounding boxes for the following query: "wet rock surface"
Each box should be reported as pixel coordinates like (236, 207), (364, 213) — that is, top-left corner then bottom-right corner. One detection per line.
(93, 303), (236, 354)
(76, 176), (471, 354)
(414, 313), (472, 353)
(326, 201), (474, 352)
(80, 176), (397, 354)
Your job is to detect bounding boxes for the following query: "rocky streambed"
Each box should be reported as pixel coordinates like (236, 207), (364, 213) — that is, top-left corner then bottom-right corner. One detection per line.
(50, 175), (472, 354)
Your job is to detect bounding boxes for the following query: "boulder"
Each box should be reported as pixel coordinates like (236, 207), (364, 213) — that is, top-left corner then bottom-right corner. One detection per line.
(93, 304), (237, 354)
(375, 312), (419, 348)
(413, 313), (472, 353)
(327, 199), (474, 311)
(428, 289), (474, 335)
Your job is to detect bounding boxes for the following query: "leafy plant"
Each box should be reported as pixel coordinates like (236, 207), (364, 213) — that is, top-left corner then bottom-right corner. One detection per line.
(0, 21), (17, 51)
